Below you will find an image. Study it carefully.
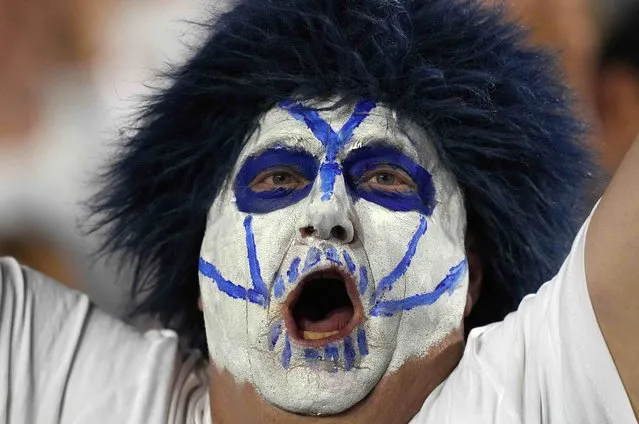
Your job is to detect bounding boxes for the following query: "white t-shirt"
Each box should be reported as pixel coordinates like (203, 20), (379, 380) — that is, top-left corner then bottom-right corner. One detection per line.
(412, 213), (636, 423)
(0, 214), (636, 423)
(0, 258), (211, 424)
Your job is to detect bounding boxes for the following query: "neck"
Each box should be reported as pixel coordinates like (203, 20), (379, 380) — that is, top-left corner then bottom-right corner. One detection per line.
(208, 329), (463, 424)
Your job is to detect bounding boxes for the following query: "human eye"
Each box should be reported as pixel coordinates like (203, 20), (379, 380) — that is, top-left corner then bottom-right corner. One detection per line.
(360, 166), (417, 193)
(249, 167), (310, 192)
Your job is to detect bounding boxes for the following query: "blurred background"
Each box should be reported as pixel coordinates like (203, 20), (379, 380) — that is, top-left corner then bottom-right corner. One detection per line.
(0, 0), (637, 320)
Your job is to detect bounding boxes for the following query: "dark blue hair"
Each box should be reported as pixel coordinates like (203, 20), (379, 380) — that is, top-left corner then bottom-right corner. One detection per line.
(91, 0), (593, 353)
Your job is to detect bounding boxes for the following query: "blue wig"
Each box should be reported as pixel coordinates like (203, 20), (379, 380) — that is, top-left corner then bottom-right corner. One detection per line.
(91, 0), (593, 353)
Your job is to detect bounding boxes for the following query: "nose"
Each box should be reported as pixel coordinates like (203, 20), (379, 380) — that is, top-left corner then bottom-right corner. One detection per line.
(298, 174), (355, 244)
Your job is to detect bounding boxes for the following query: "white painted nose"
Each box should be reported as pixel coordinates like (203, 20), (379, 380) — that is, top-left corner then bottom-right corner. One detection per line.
(298, 173), (354, 244)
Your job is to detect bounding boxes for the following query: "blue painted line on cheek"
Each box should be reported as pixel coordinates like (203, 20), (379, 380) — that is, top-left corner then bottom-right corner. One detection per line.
(243, 216), (270, 302)
(269, 322), (282, 350)
(198, 258), (248, 300)
(375, 216), (428, 301)
(282, 336), (292, 369)
(344, 336), (355, 371)
(325, 345), (339, 361)
(247, 289), (267, 306)
(319, 162), (342, 201)
(273, 275), (285, 298)
(287, 258), (301, 284)
(343, 251), (356, 274)
(325, 246), (341, 265)
(303, 247), (322, 272)
(357, 327), (369, 356)
(359, 266), (369, 295)
(370, 259), (467, 317)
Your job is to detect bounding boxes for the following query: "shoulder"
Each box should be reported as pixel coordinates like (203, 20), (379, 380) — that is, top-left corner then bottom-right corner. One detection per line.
(1, 256), (91, 356)
(413, 208), (636, 423)
(1, 257), (191, 424)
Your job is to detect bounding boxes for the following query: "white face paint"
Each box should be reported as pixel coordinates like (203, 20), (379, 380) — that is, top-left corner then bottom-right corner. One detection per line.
(198, 100), (467, 415)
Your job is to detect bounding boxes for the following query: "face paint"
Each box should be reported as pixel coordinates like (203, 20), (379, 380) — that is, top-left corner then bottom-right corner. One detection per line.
(198, 99), (467, 415)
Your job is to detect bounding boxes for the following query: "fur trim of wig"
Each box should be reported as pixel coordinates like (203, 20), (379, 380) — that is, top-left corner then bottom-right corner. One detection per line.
(91, 0), (594, 353)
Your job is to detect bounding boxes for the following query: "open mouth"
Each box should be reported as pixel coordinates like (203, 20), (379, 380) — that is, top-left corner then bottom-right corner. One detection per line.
(283, 268), (363, 347)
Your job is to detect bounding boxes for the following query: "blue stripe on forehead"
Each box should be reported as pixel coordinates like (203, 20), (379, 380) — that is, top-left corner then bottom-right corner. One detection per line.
(279, 100), (376, 200)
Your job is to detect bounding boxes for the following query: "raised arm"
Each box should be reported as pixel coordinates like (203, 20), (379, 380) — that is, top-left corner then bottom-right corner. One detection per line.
(587, 134), (639, 415)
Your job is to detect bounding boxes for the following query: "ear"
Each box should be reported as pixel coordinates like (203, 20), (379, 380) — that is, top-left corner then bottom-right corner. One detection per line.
(464, 238), (483, 318)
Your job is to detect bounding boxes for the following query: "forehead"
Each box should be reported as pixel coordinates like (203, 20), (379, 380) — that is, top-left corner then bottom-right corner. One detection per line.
(238, 101), (439, 166)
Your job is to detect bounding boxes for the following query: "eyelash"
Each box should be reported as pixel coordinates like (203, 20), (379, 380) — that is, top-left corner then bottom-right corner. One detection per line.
(247, 165), (416, 194)
(359, 166), (417, 191)
(249, 168), (309, 191)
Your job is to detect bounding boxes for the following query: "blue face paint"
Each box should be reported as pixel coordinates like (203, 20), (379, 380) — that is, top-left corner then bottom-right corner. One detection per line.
(199, 258), (248, 301)
(325, 345), (339, 361)
(303, 247), (322, 272)
(287, 257), (301, 284)
(304, 349), (322, 362)
(235, 148), (319, 214)
(279, 100), (376, 201)
(370, 259), (467, 317)
(374, 216), (428, 301)
(337, 100), (378, 146)
(357, 327), (369, 356)
(278, 100), (342, 160)
(325, 246), (341, 265)
(282, 336), (292, 369)
(319, 162), (342, 201)
(343, 251), (356, 274)
(269, 322), (282, 350)
(358, 266), (368, 295)
(244, 216), (270, 304)
(343, 336), (356, 371)
(273, 275), (285, 298)
(343, 145), (436, 215)
(199, 215), (271, 308)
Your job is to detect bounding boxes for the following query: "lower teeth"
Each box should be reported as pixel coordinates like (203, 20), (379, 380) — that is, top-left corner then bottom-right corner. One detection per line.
(302, 330), (339, 340)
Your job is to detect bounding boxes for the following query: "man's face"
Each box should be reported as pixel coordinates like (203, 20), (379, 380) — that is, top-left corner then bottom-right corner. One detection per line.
(198, 100), (468, 415)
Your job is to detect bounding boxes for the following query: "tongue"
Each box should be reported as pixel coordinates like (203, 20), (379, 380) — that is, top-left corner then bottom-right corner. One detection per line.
(298, 306), (354, 332)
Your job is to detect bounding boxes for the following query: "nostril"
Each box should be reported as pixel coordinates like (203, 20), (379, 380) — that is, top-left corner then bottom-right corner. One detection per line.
(330, 225), (347, 241)
(300, 226), (315, 238)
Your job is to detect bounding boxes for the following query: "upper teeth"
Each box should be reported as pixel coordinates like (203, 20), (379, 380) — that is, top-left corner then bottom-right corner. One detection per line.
(302, 330), (339, 340)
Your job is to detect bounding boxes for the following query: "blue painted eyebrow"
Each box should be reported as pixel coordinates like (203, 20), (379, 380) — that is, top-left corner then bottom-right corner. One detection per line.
(342, 145), (436, 215)
(234, 147), (319, 214)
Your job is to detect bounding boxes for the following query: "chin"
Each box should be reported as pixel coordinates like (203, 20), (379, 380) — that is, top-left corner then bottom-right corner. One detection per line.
(251, 355), (385, 415)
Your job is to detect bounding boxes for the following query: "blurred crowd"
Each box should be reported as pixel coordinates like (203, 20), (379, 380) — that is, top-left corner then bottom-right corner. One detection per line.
(0, 0), (637, 320)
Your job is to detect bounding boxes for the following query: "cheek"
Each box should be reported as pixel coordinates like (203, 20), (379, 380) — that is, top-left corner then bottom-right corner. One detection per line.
(353, 202), (422, 290)
(248, 205), (306, 282)
(198, 193), (308, 374)
(354, 198), (465, 294)
(200, 191), (307, 297)
(200, 200), (251, 279)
